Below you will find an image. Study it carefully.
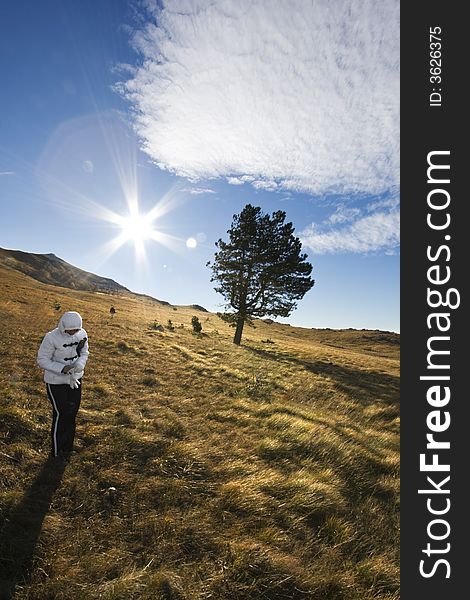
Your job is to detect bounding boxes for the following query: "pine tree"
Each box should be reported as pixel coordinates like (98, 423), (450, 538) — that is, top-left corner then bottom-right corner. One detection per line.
(208, 204), (314, 345)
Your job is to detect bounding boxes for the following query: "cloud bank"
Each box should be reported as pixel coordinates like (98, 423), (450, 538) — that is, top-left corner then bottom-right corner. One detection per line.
(301, 199), (399, 254)
(121, 0), (399, 195)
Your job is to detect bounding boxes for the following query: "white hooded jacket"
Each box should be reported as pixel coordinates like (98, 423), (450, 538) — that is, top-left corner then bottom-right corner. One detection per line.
(37, 311), (89, 384)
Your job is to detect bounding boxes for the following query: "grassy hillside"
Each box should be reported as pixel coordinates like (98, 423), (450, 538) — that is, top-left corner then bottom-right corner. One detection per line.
(0, 248), (129, 294)
(0, 265), (399, 600)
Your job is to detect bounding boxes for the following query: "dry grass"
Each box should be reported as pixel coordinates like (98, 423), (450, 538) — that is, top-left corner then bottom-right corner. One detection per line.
(0, 265), (399, 599)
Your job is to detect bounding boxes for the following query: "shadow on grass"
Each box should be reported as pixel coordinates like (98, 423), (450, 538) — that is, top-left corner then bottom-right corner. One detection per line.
(246, 346), (399, 405)
(0, 456), (66, 599)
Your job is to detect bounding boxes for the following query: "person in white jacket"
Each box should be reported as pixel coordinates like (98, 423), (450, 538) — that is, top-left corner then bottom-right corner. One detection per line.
(37, 311), (89, 459)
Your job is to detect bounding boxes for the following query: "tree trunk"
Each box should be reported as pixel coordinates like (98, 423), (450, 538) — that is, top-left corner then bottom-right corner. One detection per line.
(233, 315), (245, 345)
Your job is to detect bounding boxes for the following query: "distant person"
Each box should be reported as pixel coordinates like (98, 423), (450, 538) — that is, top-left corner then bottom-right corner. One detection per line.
(37, 311), (89, 460)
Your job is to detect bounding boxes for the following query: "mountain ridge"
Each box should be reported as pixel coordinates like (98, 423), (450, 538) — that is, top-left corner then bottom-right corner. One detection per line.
(0, 247), (128, 294)
(0, 247), (191, 309)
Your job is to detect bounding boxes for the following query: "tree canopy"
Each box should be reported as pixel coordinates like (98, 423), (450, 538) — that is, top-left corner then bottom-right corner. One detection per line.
(208, 204), (314, 344)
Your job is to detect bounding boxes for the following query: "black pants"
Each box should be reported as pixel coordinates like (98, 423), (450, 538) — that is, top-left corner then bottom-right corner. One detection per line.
(46, 381), (81, 456)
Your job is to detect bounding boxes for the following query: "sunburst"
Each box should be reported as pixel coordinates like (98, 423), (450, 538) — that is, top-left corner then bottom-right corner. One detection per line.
(94, 188), (186, 267)
(35, 112), (189, 266)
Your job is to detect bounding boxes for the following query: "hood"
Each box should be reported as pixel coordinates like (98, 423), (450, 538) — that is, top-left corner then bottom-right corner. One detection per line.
(58, 311), (83, 334)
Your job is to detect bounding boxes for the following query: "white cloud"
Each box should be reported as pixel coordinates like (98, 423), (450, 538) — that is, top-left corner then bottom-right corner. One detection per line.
(252, 179), (279, 191)
(327, 205), (361, 224)
(121, 0), (399, 195)
(226, 177), (244, 185)
(181, 186), (215, 195)
(226, 175), (256, 186)
(366, 197), (400, 212)
(301, 201), (399, 254)
(0, 171), (15, 176)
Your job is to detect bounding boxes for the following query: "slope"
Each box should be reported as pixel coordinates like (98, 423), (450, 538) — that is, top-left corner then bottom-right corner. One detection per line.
(0, 264), (399, 600)
(0, 247), (128, 294)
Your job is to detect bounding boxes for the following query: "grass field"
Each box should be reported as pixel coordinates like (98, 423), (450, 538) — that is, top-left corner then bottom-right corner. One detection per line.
(0, 264), (399, 599)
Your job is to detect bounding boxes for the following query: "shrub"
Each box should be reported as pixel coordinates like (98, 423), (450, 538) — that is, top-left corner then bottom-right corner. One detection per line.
(166, 319), (175, 331)
(191, 316), (202, 334)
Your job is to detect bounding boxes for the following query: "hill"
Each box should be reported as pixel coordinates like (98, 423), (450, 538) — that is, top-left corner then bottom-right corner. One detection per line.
(0, 247), (209, 313)
(0, 263), (399, 600)
(0, 247), (129, 294)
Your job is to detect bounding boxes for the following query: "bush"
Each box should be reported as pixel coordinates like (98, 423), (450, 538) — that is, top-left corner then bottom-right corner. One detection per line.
(166, 319), (175, 331)
(191, 316), (202, 334)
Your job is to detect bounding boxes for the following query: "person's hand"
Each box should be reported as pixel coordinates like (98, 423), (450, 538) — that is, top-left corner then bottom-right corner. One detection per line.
(69, 373), (81, 389)
(62, 365), (73, 374)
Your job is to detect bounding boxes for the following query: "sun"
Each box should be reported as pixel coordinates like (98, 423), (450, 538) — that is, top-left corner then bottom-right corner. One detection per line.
(91, 188), (185, 266)
(108, 201), (163, 262)
(119, 211), (155, 244)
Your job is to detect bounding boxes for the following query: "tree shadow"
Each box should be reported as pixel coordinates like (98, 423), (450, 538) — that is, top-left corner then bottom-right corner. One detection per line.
(0, 456), (66, 599)
(246, 345), (400, 406)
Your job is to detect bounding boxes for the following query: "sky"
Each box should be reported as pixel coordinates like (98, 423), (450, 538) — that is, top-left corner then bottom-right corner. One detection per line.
(0, 0), (399, 332)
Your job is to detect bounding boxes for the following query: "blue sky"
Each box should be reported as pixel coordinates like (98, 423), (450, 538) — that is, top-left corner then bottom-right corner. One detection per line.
(0, 0), (399, 332)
